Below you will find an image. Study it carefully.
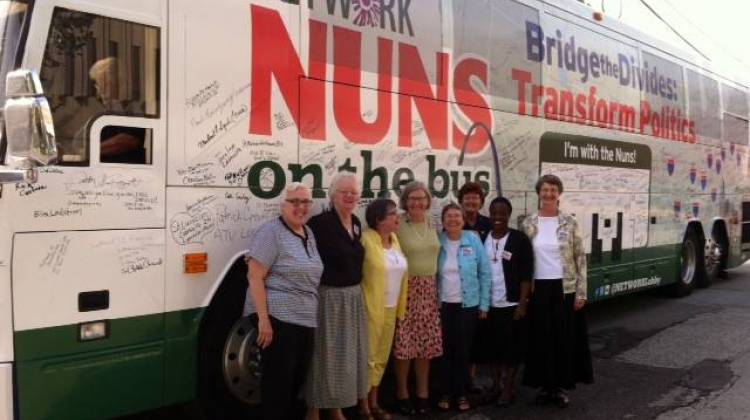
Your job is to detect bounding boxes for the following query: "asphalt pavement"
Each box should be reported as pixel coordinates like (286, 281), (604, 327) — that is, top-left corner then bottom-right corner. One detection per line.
(123, 263), (750, 420)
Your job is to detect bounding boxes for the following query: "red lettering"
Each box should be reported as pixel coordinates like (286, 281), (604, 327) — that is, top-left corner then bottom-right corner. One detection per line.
(333, 28), (393, 145)
(398, 44), (449, 149)
(249, 6), (326, 139)
(544, 87), (559, 120)
(639, 101), (651, 134)
(452, 58), (491, 154)
(512, 68), (531, 115)
(575, 93), (587, 123)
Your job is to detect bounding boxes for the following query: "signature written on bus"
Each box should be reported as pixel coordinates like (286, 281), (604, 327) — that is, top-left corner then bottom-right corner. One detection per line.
(39, 235), (71, 275)
(121, 257), (163, 275)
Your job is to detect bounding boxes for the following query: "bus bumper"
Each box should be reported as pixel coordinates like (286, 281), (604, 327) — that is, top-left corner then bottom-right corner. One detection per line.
(0, 363), (12, 420)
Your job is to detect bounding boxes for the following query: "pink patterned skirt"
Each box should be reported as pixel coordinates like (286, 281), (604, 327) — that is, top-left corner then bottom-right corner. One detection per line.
(393, 275), (443, 360)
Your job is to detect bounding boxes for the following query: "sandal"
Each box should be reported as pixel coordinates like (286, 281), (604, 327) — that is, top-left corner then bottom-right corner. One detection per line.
(437, 395), (451, 411)
(415, 397), (431, 415)
(456, 396), (471, 412)
(533, 389), (553, 406)
(395, 398), (416, 416)
(496, 394), (515, 407)
(553, 390), (570, 408)
(370, 406), (392, 420)
(358, 411), (375, 420)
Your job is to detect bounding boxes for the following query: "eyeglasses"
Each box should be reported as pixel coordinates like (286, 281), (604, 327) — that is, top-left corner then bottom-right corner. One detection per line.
(407, 196), (428, 202)
(285, 199), (314, 207)
(336, 189), (360, 197)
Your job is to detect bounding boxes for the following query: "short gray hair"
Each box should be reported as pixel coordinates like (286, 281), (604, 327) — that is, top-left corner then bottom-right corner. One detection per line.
(399, 181), (431, 211)
(328, 172), (360, 202)
(284, 182), (309, 198)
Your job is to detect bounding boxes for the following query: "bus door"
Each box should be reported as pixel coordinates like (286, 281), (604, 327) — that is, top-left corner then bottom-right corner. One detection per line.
(539, 133), (653, 301)
(8, 2), (167, 419)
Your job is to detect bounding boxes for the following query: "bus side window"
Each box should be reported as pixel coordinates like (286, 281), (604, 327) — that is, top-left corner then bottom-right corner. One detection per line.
(687, 69), (721, 141)
(100, 125), (152, 165)
(39, 7), (160, 166)
(721, 84), (749, 145)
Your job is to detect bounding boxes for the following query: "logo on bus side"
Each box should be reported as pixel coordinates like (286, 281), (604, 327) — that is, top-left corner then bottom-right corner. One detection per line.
(246, 4), (493, 199)
(285, 0), (415, 36)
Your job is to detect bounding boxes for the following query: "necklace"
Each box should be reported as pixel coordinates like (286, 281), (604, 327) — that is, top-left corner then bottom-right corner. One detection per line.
(406, 217), (429, 239)
(491, 232), (507, 263)
(492, 238), (501, 263)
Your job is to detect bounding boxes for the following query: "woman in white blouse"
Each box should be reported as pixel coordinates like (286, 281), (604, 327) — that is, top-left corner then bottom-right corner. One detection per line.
(360, 198), (409, 420)
(520, 174), (593, 408)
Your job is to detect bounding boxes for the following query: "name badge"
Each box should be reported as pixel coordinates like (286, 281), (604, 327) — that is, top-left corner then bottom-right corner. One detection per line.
(502, 251), (512, 261)
(461, 247), (474, 257)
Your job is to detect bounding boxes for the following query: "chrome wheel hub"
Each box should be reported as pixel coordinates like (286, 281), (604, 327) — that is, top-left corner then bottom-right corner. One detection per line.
(222, 317), (262, 404)
(681, 238), (696, 284)
(705, 238), (722, 276)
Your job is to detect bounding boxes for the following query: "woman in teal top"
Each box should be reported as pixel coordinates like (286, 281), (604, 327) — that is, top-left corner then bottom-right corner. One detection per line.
(436, 203), (491, 411)
(393, 181), (442, 415)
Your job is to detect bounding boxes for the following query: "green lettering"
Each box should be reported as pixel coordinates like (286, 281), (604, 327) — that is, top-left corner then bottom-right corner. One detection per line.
(247, 160), (285, 199)
(289, 163), (325, 198)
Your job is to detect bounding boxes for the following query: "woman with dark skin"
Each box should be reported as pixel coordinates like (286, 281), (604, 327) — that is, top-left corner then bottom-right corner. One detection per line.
(482, 197), (533, 406)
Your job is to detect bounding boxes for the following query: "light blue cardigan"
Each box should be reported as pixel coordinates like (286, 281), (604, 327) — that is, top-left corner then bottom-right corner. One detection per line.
(437, 231), (492, 311)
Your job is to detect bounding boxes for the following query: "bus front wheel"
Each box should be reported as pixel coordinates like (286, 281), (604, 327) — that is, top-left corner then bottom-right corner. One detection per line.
(196, 259), (257, 418)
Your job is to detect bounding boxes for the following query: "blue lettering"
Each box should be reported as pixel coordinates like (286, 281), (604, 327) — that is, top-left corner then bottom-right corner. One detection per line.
(526, 21), (544, 62)
(618, 53), (630, 86)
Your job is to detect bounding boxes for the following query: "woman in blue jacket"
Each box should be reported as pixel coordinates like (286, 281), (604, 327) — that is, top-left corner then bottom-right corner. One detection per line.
(436, 203), (491, 412)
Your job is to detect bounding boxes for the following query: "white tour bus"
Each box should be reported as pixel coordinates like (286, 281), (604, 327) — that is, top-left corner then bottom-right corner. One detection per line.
(0, 0), (748, 418)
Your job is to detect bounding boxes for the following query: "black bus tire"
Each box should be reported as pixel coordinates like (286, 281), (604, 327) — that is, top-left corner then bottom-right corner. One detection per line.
(698, 225), (728, 288)
(671, 229), (701, 297)
(196, 259), (258, 419)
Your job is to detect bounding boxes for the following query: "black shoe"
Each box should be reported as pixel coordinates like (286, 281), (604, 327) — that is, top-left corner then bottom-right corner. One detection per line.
(553, 390), (570, 408)
(415, 397), (430, 415)
(497, 394), (515, 408)
(395, 398), (416, 416)
(533, 389), (553, 406)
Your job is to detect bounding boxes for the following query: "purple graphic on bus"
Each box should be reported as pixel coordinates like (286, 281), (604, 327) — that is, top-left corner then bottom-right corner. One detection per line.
(711, 188), (717, 202)
(692, 202), (700, 218)
(721, 147), (726, 161)
(707, 153), (713, 169)
(667, 158), (675, 175)
(700, 173), (708, 191)
(716, 159), (722, 174)
(689, 167), (697, 184)
(673, 200), (681, 217)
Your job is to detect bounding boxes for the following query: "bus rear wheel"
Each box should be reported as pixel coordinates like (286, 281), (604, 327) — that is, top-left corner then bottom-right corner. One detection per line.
(671, 229), (700, 297)
(698, 226), (728, 288)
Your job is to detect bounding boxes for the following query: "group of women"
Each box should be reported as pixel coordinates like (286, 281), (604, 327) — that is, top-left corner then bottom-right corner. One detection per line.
(245, 173), (593, 420)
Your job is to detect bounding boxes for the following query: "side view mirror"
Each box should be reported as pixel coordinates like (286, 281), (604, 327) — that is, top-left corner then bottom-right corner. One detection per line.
(0, 69), (57, 183)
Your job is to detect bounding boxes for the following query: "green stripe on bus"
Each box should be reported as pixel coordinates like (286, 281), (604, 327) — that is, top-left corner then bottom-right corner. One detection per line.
(12, 241), (682, 419)
(14, 308), (205, 420)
